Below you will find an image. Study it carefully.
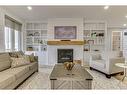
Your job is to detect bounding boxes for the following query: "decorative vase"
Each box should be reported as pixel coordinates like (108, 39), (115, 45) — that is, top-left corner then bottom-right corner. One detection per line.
(63, 62), (75, 71)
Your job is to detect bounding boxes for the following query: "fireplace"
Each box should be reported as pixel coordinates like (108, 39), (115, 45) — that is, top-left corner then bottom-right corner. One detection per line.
(57, 49), (73, 63)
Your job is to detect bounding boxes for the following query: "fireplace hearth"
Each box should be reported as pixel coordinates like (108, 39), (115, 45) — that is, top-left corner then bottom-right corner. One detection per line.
(57, 49), (73, 63)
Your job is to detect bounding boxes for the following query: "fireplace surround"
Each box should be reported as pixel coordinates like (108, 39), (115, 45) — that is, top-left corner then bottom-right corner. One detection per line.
(57, 49), (73, 63)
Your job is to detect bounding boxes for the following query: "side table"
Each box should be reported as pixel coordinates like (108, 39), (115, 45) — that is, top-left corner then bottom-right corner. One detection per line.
(115, 63), (127, 81)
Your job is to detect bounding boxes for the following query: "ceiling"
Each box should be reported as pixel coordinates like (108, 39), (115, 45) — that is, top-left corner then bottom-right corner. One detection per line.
(2, 6), (127, 27)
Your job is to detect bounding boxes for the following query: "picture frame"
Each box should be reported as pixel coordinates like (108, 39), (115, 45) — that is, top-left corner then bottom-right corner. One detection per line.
(54, 26), (77, 39)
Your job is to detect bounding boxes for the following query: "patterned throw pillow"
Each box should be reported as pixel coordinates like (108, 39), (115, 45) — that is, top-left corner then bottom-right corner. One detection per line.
(11, 57), (29, 68)
(9, 51), (24, 58)
(16, 52), (23, 58)
(9, 52), (18, 58)
(23, 55), (31, 63)
(29, 53), (35, 62)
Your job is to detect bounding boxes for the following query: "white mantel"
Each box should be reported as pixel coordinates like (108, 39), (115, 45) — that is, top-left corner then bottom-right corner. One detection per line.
(47, 18), (84, 65)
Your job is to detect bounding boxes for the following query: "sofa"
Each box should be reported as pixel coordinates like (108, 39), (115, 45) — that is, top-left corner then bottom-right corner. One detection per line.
(89, 51), (125, 78)
(0, 51), (38, 89)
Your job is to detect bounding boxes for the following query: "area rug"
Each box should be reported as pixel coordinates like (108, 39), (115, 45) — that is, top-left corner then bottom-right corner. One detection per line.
(17, 66), (127, 89)
(114, 74), (127, 84)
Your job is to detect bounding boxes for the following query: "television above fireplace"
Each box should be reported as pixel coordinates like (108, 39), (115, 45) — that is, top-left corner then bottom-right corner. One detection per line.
(54, 26), (77, 39)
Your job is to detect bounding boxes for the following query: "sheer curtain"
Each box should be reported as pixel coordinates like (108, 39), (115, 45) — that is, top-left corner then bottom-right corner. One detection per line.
(5, 15), (22, 51)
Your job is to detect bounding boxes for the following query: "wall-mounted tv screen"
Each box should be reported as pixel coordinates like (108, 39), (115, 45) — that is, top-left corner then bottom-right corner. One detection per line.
(54, 26), (77, 39)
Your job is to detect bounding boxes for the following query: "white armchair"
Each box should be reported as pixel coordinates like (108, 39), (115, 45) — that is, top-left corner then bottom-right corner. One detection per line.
(90, 51), (125, 78)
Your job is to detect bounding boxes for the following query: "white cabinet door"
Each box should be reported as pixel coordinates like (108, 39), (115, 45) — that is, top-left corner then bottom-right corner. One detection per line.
(35, 51), (48, 65)
(83, 52), (91, 66)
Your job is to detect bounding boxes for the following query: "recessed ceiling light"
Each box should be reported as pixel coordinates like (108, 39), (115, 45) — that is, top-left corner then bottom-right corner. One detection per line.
(123, 24), (127, 26)
(104, 6), (109, 10)
(27, 6), (32, 10)
(125, 15), (127, 18)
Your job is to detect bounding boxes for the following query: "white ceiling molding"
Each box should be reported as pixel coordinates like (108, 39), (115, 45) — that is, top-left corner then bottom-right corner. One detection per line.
(1, 6), (127, 27)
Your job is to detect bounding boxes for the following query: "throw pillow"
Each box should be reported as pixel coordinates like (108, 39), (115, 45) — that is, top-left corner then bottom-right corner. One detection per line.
(19, 51), (25, 56)
(17, 52), (23, 58)
(29, 53), (35, 62)
(11, 57), (29, 68)
(23, 55), (31, 63)
(9, 52), (18, 58)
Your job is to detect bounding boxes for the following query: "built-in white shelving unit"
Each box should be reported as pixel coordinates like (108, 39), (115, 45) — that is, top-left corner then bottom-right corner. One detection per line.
(25, 22), (47, 51)
(83, 21), (107, 65)
(83, 21), (107, 52)
(24, 20), (107, 66)
(25, 22), (48, 65)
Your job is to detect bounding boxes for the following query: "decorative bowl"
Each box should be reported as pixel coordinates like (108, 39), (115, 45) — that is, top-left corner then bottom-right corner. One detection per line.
(63, 62), (75, 71)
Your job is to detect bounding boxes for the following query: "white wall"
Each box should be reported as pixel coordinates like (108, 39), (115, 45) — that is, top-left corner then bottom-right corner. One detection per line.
(47, 18), (84, 65)
(47, 18), (83, 40)
(0, 7), (24, 52)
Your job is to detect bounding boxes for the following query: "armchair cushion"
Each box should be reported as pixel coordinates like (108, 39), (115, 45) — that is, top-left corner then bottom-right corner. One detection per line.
(95, 60), (105, 64)
(91, 54), (101, 60)
(92, 59), (106, 69)
(0, 53), (11, 72)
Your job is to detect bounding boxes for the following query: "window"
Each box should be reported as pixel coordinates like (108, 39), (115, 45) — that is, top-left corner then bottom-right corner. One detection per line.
(5, 16), (22, 51)
(5, 27), (12, 50)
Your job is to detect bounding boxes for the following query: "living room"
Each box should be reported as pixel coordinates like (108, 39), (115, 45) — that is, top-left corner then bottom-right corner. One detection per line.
(1, 1), (127, 93)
